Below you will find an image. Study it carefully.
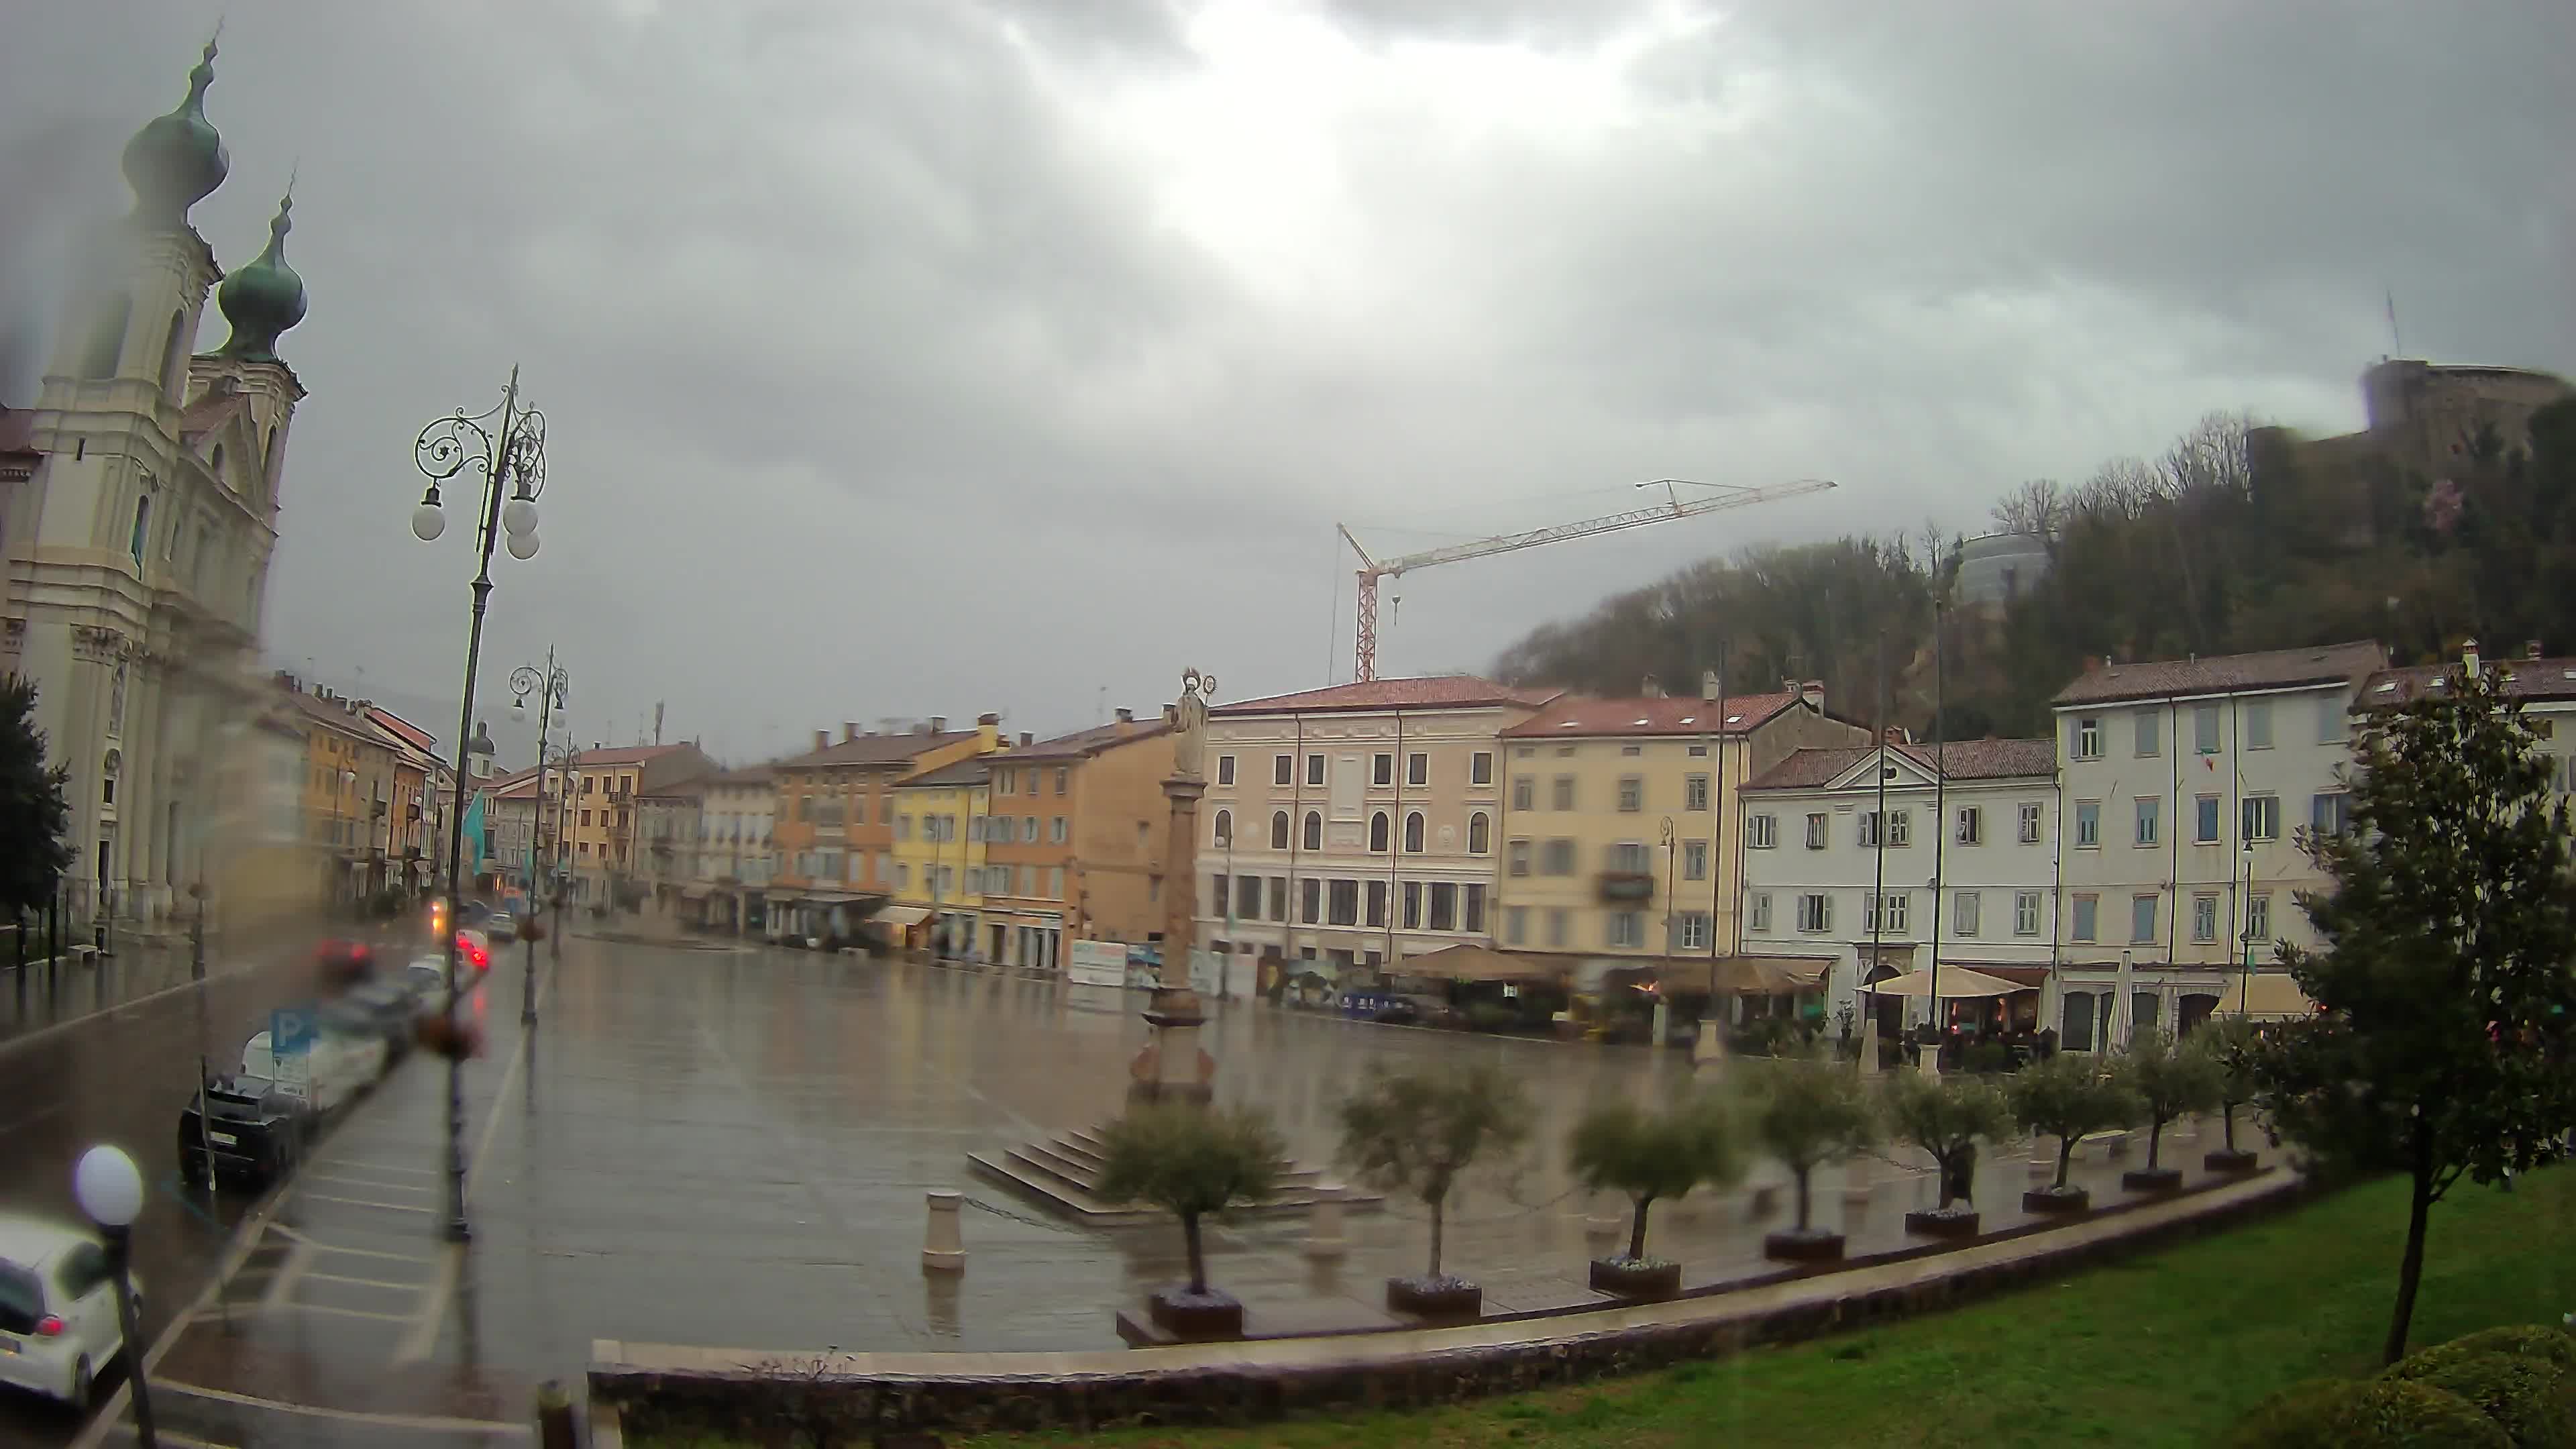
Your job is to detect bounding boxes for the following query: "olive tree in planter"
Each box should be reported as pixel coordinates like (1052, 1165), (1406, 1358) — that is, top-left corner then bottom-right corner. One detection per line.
(1748, 1053), (1878, 1262)
(1568, 1091), (1743, 1299)
(1334, 1061), (1530, 1320)
(2118, 1028), (2224, 1193)
(2199, 1015), (2264, 1173)
(2007, 1050), (2139, 1214)
(1880, 1071), (2012, 1239)
(1094, 1103), (1283, 1340)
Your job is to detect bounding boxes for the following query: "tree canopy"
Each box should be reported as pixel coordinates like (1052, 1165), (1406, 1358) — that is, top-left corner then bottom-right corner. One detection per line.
(0, 676), (72, 918)
(2009, 1051), (2139, 1193)
(1336, 1062), (1530, 1280)
(2244, 657), (2576, 1362)
(1095, 1104), (1285, 1295)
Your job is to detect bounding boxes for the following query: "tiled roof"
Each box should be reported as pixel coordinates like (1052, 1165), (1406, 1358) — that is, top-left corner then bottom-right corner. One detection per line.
(1745, 737), (2056, 792)
(178, 391), (248, 442)
(362, 705), (438, 757)
(1501, 691), (1801, 739)
(2357, 655), (2576, 710)
(1212, 675), (1562, 716)
(2051, 641), (2387, 708)
(703, 764), (777, 787)
(280, 688), (400, 747)
(0, 408), (36, 474)
(775, 731), (979, 769)
(900, 757), (992, 789)
(561, 743), (692, 767)
(993, 718), (1172, 761)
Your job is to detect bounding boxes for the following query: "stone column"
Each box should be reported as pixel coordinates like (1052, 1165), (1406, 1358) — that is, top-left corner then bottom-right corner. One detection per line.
(1130, 669), (1218, 1106)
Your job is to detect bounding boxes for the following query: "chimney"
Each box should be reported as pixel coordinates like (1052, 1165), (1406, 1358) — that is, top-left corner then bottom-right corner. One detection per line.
(1116, 707), (1134, 725)
(2527, 639), (2544, 661)
(2463, 637), (2481, 675)
(1801, 680), (1826, 711)
(1641, 674), (1664, 698)
(814, 729), (830, 751)
(843, 722), (859, 743)
(929, 715), (947, 733)
(2082, 655), (2105, 674)
(1018, 731), (1034, 748)
(1701, 670), (1721, 703)
(977, 712), (1001, 727)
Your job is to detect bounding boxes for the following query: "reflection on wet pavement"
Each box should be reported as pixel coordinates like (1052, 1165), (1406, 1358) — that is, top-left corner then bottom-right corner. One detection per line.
(91, 935), (2249, 1443)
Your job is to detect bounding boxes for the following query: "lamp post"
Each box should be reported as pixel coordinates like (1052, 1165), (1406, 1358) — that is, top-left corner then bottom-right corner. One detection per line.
(511, 653), (567, 1024)
(73, 1145), (153, 1447)
(410, 366), (548, 1244)
(2237, 839), (2257, 1015)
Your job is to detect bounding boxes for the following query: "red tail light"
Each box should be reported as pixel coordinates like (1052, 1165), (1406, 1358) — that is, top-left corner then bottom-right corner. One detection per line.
(33, 1315), (64, 1338)
(471, 948), (488, 969)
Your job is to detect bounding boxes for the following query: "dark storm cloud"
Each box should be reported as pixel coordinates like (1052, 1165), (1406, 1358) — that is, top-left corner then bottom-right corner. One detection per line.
(0, 1), (2566, 756)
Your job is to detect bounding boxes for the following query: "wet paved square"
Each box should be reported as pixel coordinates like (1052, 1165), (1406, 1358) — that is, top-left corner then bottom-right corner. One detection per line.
(117, 935), (2256, 1442)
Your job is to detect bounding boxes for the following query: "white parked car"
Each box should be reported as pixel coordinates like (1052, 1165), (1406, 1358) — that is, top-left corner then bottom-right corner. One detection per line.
(241, 1022), (388, 1116)
(0, 1216), (142, 1407)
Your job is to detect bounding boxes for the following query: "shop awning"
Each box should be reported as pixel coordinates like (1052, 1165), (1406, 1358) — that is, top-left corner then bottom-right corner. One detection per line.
(1864, 965), (2025, 998)
(1945, 963), (2048, 989)
(2229, 971), (2318, 1019)
(1598, 955), (1831, 994)
(872, 905), (932, 928)
(1399, 945), (1564, 983)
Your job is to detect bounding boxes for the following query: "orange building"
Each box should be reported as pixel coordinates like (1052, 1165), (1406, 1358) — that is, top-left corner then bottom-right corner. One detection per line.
(976, 709), (1174, 970)
(555, 742), (714, 909)
(765, 714), (1000, 943)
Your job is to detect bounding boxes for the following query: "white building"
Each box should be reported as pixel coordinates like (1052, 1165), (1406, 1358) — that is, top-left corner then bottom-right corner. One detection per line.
(692, 763), (777, 933)
(1740, 737), (2061, 1038)
(1199, 675), (1558, 984)
(3, 41), (308, 922)
(2049, 641), (2386, 1045)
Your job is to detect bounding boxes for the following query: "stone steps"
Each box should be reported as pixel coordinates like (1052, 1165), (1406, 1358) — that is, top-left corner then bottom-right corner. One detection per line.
(970, 1129), (1377, 1226)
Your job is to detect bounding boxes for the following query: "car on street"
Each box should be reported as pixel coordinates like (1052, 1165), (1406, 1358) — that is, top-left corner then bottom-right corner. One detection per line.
(241, 1021), (388, 1116)
(400, 959), (451, 1011)
(453, 930), (492, 975)
(485, 913), (516, 942)
(323, 980), (421, 1065)
(0, 1216), (142, 1408)
(176, 1075), (311, 1187)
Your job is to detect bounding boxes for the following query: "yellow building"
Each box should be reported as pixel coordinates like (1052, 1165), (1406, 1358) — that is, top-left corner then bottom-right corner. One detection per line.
(889, 756), (993, 956)
(1494, 680), (1867, 981)
(280, 681), (403, 906)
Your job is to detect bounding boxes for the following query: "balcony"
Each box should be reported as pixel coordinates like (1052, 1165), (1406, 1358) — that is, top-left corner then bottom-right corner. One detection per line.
(1596, 871), (1656, 905)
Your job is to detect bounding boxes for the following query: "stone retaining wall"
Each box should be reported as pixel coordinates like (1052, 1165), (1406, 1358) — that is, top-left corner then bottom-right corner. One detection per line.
(596, 1169), (2311, 1441)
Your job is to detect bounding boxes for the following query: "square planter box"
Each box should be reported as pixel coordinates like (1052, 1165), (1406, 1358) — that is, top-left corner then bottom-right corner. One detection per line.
(1589, 1256), (1682, 1300)
(1146, 1285), (1244, 1341)
(1904, 1208), (1980, 1240)
(2121, 1167), (2184, 1193)
(1386, 1275), (1483, 1320)
(2021, 1186), (2090, 1215)
(2204, 1148), (2260, 1173)
(1762, 1228), (1845, 1263)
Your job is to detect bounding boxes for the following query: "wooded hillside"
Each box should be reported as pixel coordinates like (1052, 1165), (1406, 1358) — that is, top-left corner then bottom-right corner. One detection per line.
(1493, 400), (2576, 739)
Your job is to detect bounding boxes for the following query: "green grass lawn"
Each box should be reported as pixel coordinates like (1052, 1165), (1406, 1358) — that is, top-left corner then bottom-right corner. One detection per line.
(634, 1166), (2576, 1449)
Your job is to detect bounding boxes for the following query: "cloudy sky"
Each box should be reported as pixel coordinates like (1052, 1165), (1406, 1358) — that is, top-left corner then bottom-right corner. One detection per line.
(4, 0), (2568, 763)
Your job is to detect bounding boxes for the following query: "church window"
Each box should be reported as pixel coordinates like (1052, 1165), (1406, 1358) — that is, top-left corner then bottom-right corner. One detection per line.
(81, 294), (131, 379)
(129, 496), (151, 567)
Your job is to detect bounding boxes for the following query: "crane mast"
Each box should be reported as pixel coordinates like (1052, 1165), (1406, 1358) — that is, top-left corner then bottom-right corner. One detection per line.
(1340, 476), (1837, 682)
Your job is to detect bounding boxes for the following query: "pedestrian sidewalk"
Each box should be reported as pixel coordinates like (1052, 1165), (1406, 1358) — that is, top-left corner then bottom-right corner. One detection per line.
(0, 926), (398, 1047)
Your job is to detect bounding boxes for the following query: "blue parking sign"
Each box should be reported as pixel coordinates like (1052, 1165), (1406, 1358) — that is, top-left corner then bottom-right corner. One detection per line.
(271, 1004), (317, 1056)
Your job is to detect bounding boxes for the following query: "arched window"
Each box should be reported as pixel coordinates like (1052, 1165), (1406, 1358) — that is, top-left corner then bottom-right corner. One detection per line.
(158, 309), (188, 396)
(1404, 811), (1426, 853)
(1212, 809), (1232, 847)
(1468, 812), (1491, 855)
(81, 294), (131, 379)
(1302, 810), (1322, 851)
(1368, 811), (1389, 853)
(128, 495), (151, 567)
(211, 443), (225, 477)
(1270, 811), (1289, 850)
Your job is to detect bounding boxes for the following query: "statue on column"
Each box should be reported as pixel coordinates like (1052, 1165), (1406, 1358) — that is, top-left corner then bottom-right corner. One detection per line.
(1170, 668), (1217, 782)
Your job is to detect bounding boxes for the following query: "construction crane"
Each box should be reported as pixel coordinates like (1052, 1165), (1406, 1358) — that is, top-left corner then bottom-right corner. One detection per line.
(1337, 477), (1837, 682)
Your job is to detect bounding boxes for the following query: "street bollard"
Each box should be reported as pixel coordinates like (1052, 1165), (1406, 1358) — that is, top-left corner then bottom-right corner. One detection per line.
(1582, 1191), (1622, 1247)
(1302, 1183), (1348, 1261)
(534, 1380), (578, 1449)
(1839, 1155), (1876, 1209)
(921, 1190), (966, 1273)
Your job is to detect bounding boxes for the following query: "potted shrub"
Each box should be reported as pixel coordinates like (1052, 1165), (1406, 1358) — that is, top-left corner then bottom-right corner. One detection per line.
(1093, 1103), (1283, 1340)
(1568, 1092), (1742, 1299)
(1334, 1062), (1529, 1319)
(1748, 1053), (1878, 1262)
(2200, 1016), (2263, 1173)
(2118, 1028), (2223, 1193)
(1880, 1072), (2011, 1238)
(2008, 1051), (2140, 1214)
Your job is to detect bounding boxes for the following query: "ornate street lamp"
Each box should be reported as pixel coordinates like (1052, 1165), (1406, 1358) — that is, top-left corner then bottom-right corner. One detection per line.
(74, 1145), (154, 1447)
(410, 367), (547, 1243)
(510, 651), (568, 1025)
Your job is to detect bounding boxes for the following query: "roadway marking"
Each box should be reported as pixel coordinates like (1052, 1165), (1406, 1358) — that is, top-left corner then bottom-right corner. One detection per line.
(315, 1159), (436, 1175)
(159, 1380), (533, 1435)
(307, 1171), (432, 1193)
(304, 1193), (434, 1214)
(390, 1244), (463, 1364)
(259, 1242), (315, 1312)
(303, 1271), (423, 1292)
(254, 1300), (415, 1322)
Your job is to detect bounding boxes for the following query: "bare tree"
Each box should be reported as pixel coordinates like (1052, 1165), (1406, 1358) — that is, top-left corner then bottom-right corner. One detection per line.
(1990, 478), (2067, 539)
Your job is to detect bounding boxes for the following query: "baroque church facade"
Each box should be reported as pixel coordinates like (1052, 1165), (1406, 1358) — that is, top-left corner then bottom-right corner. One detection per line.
(2, 37), (310, 922)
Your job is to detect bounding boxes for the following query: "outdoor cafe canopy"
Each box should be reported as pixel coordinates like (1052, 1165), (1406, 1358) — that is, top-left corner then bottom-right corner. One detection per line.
(1398, 944), (1565, 983)
(1864, 965), (2026, 999)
